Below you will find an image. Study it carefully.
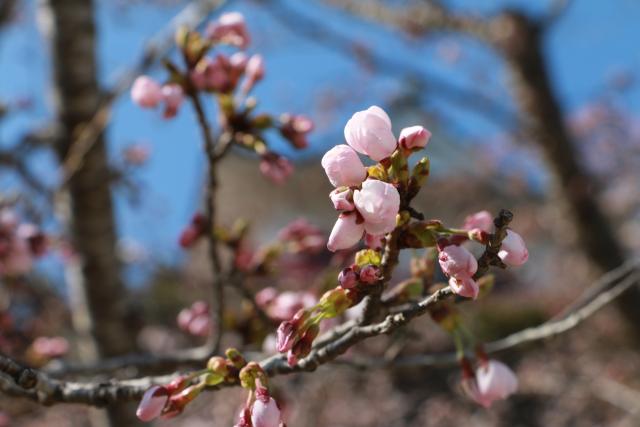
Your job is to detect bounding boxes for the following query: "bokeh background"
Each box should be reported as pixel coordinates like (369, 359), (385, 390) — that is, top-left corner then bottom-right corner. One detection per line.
(1, 0), (640, 426)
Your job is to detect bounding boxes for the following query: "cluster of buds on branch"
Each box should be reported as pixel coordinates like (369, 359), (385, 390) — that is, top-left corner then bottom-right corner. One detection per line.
(130, 12), (313, 184)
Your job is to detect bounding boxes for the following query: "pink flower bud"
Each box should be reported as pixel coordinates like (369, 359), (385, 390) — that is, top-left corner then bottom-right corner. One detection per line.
(399, 125), (431, 150)
(498, 230), (529, 267)
(234, 408), (252, 427)
(463, 210), (493, 232)
(353, 180), (400, 235)
(364, 233), (384, 250)
(329, 187), (355, 211)
(251, 390), (282, 427)
(276, 320), (297, 353)
(327, 213), (365, 252)
(179, 214), (207, 249)
(321, 145), (367, 188)
(17, 224), (47, 257)
(206, 12), (250, 49)
(191, 300), (209, 316)
(277, 219), (325, 253)
(191, 56), (232, 92)
(474, 360), (518, 407)
(438, 244), (478, 278)
(344, 105), (397, 161)
(243, 54), (265, 93)
(230, 52), (249, 71)
(255, 287), (278, 307)
(123, 144), (150, 166)
(161, 84), (184, 119)
(448, 275), (479, 299)
(259, 153), (293, 185)
(338, 267), (358, 289)
(131, 76), (163, 108)
(359, 264), (380, 284)
(187, 314), (211, 337)
(32, 336), (69, 358)
(280, 114), (314, 149)
(136, 386), (169, 422)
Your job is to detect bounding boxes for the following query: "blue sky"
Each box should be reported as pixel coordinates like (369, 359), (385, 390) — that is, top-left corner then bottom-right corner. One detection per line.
(1, 0), (639, 282)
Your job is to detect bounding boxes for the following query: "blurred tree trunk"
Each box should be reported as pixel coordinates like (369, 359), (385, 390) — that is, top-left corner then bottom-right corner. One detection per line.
(41, 0), (141, 425)
(491, 11), (640, 326)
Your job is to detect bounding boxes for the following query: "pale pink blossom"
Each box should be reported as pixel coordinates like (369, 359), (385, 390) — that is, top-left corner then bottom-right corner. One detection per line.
(251, 389), (282, 427)
(255, 287), (278, 308)
(468, 360), (518, 408)
(206, 12), (250, 49)
(327, 213), (365, 252)
(498, 230), (529, 266)
(344, 105), (397, 161)
(230, 52), (249, 71)
(259, 154), (293, 185)
(329, 187), (355, 211)
(399, 125), (431, 150)
(161, 84), (184, 119)
(438, 244), (478, 278)
(353, 179), (400, 235)
(321, 145), (367, 187)
(449, 275), (479, 299)
(268, 291), (316, 322)
(463, 210), (493, 233)
(136, 386), (169, 421)
(131, 76), (163, 108)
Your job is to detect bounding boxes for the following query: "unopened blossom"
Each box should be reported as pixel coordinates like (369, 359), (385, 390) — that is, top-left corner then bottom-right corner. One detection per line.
(191, 56), (232, 92)
(267, 291), (316, 322)
(177, 301), (211, 337)
(463, 210), (493, 233)
(131, 76), (163, 108)
(277, 218), (325, 253)
(353, 179), (400, 235)
(344, 105), (397, 161)
(473, 360), (518, 407)
(0, 235), (32, 277)
(31, 336), (69, 359)
(280, 114), (314, 149)
(321, 145), (367, 187)
(259, 153), (293, 185)
(251, 388), (283, 427)
(243, 54), (265, 93)
(329, 187), (355, 211)
(123, 144), (150, 166)
(161, 84), (184, 119)
(359, 264), (379, 284)
(338, 267), (358, 289)
(364, 233), (384, 250)
(206, 12), (250, 49)
(327, 213), (365, 252)
(449, 275), (479, 299)
(255, 287), (278, 307)
(179, 214), (207, 248)
(498, 230), (529, 267)
(438, 244), (478, 279)
(136, 386), (169, 422)
(230, 51), (249, 71)
(399, 125), (431, 150)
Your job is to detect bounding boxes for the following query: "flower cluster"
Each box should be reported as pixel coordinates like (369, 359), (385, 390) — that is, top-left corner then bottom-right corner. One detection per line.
(0, 209), (47, 278)
(176, 300), (211, 337)
(322, 106), (430, 251)
(130, 12), (313, 185)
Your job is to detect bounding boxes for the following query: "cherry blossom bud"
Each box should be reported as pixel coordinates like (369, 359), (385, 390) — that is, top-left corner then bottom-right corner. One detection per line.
(123, 144), (150, 166)
(399, 125), (431, 150)
(344, 105), (397, 161)
(353, 180), (400, 235)
(468, 228), (489, 244)
(131, 76), (163, 108)
(251, 389), (282, 427)
(230, 51), (249, 71)
(359, 264), (380, 284)
(438, 244), (478, 278)
(280, 114), (314, 149)
(463, 210), (493, 233)
(255, 287), (278, 307)
(187, 315), (211, 337)
(277, 219), (325, 253)
(32, 336), (69, 358)
(364, 233), (384, 250)
(338, 267), (358, 289)
(179, 214), (207, 248)
(318, 287), (352, 318)
(329, 187), (355, 211)
(191, 56), (231, 92)
(475, 360), (518, 407)
(234, 408), (252, 427)
(321, 145), (367, 187)
(206, 12), (250, 49)
(259, 153), (293, 185)
(449, 275), (479, 299)
(498, 230), (529, 267)
(243, 54), (265, 93)
(136, 386), (169, 422)
(327, 213), (365, 252)
(17, 224), (47, 256)
(161, 84), (184, 119)
(276, 320), (298, 353)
